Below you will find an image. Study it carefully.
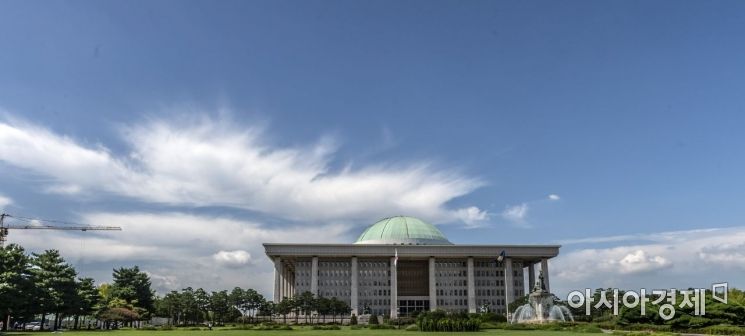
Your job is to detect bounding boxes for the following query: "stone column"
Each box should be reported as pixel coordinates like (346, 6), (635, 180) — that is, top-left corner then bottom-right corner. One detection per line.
(527, 263), (535, 293)
(288, 270), (294, 298)
(284, 268), (290, 298)
(273, 257), (283, 302)
(390, 257), (398, 319)
(541, 258), (551, 293)
(467, 257), (476, 313)
(429, 257), (437, 311)
(311, 256), (319, 296)
(281, 268), (286, 299)
(351, 257), (359, 315)
(505, 257), (514, 308)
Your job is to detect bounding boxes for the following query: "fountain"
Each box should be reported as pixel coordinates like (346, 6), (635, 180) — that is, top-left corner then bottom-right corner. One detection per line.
(510, 271), (574, 324)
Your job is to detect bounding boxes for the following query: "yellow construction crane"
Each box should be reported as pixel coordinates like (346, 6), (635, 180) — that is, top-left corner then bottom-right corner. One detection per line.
(0, 213), (122, 247)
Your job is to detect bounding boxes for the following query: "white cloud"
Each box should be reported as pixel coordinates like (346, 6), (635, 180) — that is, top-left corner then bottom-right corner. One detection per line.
(455, 206), (489, 228)
(501, 203), (528, 225)
(0, 116), (484, 225)
(698, 242), (745, 264)
(548, 194), (560, 201)
(552, 226), (745, 297)
(0, 193), (12, 209)
(617, 250), (671, 274)
(213, 250), (253, 266)
(7, 212), (352, 295)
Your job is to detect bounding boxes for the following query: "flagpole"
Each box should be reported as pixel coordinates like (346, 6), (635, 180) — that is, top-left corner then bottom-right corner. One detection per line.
(497, 250), (510, 322)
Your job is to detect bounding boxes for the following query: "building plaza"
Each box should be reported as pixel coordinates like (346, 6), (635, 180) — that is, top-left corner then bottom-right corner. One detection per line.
(263, 216), (559, 318)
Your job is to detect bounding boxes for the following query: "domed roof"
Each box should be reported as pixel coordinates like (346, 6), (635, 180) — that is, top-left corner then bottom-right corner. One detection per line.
(354, 216), (453, 245)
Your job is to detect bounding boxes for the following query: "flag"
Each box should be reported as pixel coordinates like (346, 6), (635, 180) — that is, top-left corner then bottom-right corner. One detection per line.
(394, 248), (398, 267)
(497, 250), (506, 262)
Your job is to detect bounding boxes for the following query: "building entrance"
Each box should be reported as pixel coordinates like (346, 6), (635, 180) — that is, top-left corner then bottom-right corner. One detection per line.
(398, 299), (430, 316)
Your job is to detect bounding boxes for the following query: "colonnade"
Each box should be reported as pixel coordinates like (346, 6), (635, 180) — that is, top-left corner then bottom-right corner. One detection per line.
(273, 255), (551, 319)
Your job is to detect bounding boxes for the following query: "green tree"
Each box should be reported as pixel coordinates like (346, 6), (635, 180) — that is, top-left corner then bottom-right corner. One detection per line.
(111, 266), (155, 318)
(230, 287), (264, 323)
(245, 289), (265, 322)
(228, 287), (246, 322)
(258, 301), (275, 321)
(295, 291), (316, 323)
(72, 277), (100, 329)
(157, 291), (184, 325)
(194, 288), (211, 323)
(31, 250), (78, 331)
(276, 297), (293, 324)
(0, 244), (33, 331)
(210, 290), (234, 324)
(178, 287), (201, 325)
(316, 296), (331, 323)
(328, 297), (350, 323)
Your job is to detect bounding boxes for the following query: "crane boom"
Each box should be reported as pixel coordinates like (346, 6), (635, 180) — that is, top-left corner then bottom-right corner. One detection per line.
(3, 225), (122, 231)
(0, 213), (122, 247)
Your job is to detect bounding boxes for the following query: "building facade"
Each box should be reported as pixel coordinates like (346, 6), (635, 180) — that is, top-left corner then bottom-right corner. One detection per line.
(263, 216), (559, 318)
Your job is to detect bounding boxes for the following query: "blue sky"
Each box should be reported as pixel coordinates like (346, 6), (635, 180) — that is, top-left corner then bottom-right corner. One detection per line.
(1, 0), (745, 296)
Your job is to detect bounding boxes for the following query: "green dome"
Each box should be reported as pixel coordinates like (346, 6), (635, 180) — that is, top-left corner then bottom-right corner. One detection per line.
(354, 216), (453, 245)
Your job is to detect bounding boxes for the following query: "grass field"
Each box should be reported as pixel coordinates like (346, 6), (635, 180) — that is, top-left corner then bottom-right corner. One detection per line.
(1, 328), (601, 336)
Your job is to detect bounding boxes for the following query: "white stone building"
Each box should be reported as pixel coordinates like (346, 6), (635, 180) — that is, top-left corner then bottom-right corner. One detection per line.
(263, 216), (559, 318)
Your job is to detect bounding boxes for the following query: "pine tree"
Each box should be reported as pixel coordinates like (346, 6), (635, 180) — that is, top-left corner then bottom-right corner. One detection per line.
(73, 278), (100, 329)
(111, 266), (155, 318)
(31, 250), (78, 331)
(0, 244), (33, 331)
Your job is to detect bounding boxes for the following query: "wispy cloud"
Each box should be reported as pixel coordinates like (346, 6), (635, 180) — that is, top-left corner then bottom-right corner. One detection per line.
(0, 114), (485, 226)
(455, 206), (490, 229)
(7, 212), (353, 294)
(499, 194), (560, 227)
(0, 193), (12, 209)
(213, 250), (253, 266)
(501, 203), (529, 225)
(552, 226), (745, 296)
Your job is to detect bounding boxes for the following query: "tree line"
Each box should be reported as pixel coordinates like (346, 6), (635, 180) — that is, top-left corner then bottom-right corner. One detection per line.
(0, 244), (154, 331)
(155, 287), (351, 325)
(1, 243), (352, 331)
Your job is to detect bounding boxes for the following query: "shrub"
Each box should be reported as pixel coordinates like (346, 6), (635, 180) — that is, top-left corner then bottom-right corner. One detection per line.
(393, 317), (415, 325)
(350, 314), (357, 325)
(405, 324), (418, 331)
(368, 313), (379, 325)
(480, 322), (500, 329)
(702, 325), (745, 335)
(479, 312), (507, 323)
(236, 323), (292, 331)
(311, 325), (341, 330)
(416, 310), (481, 332)
(369, 324), (395, 329)
(159, 325), (175, 331)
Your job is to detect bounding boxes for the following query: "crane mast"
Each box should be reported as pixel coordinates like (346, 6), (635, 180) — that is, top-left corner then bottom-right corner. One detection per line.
(0, 213), (122, 247)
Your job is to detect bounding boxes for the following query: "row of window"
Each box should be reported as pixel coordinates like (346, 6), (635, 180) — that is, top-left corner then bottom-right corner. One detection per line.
(360, 299), (390, 306)
(300, 280), (521, 288)
(359, 289), (391, 297)
(300, 279), (520, 288)
(437, 270), (467, 277)
(294, 260), (526, 269)
(438, 298), (468, 307)
(360, 280), (391, 287)
(438, 289), (468, 297)
(436, 280), (467, 287)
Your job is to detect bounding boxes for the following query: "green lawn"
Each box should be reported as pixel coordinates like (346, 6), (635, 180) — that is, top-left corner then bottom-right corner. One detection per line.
(1, 329), (598, 336)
